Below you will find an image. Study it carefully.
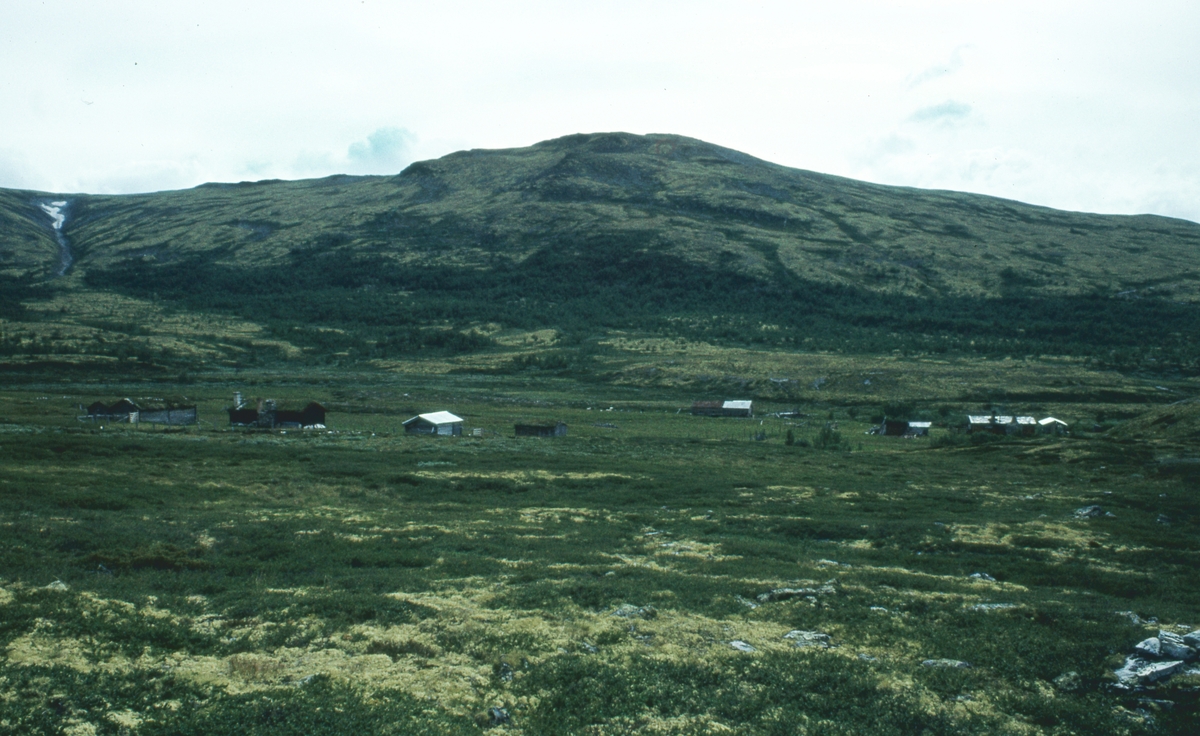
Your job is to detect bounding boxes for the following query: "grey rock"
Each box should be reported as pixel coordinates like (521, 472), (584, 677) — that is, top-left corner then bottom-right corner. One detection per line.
(1074, 505), (1105, 519)
(857, 653), (878, 662)
(922, 659), (971, 669)
(730, 640), (756, 652)
(1134, 637), (1162, 659)
(783, 630), (832, 648)
(1182, 630), (1200, 648)
(1115, 610), (1157, 625)
(1052, 671), (1083, 692)
(757, 586), (833, 603)
(487, 707), (510, 726)
(1115, 656), (1185, 686)
(1158, 631), (1197, 661)
(497, 662), (514, 682)
(968, 572), (996, 582)
(581, 642), (598, 654)
(968, 603), (1017, 611)
(44, 579), (69, 592)
(1157, 514), (1171, 525)
(612, 604), (656, 620)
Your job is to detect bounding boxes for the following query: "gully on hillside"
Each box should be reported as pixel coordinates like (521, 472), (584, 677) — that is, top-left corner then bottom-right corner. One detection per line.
(38, 199), (73, 276)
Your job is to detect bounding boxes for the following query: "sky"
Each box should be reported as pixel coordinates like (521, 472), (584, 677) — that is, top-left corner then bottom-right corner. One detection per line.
(2, 1), (1198, 222)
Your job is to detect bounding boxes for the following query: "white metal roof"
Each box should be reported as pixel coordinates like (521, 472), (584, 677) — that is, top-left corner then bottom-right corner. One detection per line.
(908, 421), (932, 428)
(404, 411), (463, 425)
(1015, 416), (1037, 424)
(968, 415), (994, 424)
(722, 400), (753, 410)
(1039, 417), (1068, 426)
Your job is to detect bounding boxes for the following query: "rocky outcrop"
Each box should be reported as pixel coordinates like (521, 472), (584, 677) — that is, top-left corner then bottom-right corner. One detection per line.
(1114, 629), (1200, 687)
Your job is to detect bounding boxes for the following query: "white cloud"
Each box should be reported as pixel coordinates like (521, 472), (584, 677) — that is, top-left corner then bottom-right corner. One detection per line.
(346, 127), (414, 175)
(0, 1), (1196, 222)
(908, 101), (973, 126)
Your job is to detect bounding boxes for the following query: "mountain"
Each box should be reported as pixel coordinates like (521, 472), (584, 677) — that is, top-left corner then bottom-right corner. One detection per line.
(2, 132), (1199, 373)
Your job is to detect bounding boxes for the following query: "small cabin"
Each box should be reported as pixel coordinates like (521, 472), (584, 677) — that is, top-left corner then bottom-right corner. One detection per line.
(879, 418), (909, 436)
(1011, 416), (1038, 436)
(968, 415), (1012, 435)
(86, 399), (140, 422)
(404, 411), (464, 436)
(226, 399), (326, 428)
(691, 400), (753, 417)
(906, 421), (932, 437)
(1039, 417), (1069, 434)
(515, 422), (568, 438)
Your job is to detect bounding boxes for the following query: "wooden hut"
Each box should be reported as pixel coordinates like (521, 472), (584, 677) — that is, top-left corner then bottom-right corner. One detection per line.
(86, 399), (140, 422)
(906, 421), (932, 437)
(403, 411), (464, 436)
(515, 422), (568, 438)
(1011, 416), (1038, 436)
(1039, 417), (1069, 435)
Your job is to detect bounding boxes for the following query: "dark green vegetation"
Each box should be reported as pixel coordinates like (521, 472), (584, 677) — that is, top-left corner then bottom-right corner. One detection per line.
(1, 383), (1199, 734)
(3, 133), (1200, 732)
(1, 132), (1198, 374)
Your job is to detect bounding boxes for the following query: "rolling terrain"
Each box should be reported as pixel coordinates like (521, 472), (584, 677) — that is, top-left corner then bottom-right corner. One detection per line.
(2, 134), (1200, 734)
(1, 132), (1199, 377)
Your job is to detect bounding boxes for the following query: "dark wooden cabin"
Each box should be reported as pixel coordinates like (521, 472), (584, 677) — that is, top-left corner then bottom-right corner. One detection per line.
(515, 422), (568, 438)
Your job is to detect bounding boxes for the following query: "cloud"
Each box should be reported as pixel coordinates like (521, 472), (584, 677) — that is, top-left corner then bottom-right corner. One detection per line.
(346, 127), (414, 174)
(908, 100), (972, 125)
(907, 46), (969, 88)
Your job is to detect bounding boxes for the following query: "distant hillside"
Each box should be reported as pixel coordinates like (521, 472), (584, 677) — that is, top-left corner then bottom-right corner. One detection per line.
(1, 132), (1198, 373)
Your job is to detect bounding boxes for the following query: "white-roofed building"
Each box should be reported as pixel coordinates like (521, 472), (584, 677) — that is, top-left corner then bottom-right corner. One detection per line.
(403, 411), (464, 436)
(1011, 416), (1038, 436)
(721, 400), (753, 417)
(1039, 417), (1069, 434)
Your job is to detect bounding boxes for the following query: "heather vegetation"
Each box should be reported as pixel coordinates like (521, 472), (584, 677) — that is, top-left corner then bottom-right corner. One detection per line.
(1, 133), (1199, 732)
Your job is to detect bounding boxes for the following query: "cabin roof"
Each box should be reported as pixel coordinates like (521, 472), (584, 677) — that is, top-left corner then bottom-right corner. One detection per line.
(404, 411), (463, 425)
(722, 400), (753, 410)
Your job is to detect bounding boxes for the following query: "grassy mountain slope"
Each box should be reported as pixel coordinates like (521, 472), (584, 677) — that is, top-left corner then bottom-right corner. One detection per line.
(1, 132), (1199, 375)
(62, 132), (1200, 299)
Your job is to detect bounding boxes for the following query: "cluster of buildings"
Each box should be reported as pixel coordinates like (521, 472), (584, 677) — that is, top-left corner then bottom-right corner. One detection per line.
(226, 395), (327, 429)
(967, 414), (1068, 436)
(871, 414), (1069, 438)
(84, 399), (198, 426)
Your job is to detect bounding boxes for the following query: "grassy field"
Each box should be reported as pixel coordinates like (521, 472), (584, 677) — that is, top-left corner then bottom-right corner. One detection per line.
(2, 357), (1198, 735)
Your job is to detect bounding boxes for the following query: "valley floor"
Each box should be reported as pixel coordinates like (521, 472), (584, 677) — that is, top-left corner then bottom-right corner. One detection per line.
(1, 363), (1198, 734)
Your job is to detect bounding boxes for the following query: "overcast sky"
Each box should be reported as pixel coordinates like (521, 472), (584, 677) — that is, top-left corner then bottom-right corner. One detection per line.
(3, 1), (1198, 222)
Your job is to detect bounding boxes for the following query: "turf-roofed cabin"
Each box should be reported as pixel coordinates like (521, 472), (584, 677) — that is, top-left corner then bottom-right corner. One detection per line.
(403, 411), (464, 436)
(227, 400), (326, 429)
(514, 421), (568, 438)
(86, 398), (140, 422)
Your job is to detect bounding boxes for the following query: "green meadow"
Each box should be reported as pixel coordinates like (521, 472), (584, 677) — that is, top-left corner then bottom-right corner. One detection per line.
(2, 132), (1199, 733)
(1, 353), (1198, 735)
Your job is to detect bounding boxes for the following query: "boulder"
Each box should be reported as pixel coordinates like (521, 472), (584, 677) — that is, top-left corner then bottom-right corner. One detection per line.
(1134, 637), (1162, 659)
(1158, 631), (1197, 661)
(612, 604), (657, 620)
(756, 585), (835, 603)
(1074, 505), (1106, 519)
(783, 630), (832, 648)
(1182, 630), (1200, 649)
(1115, 656), (1185, 686)
(730, 640), (756, 652)
(968, 572), (996, 582)
(921, 659), (971, 668)
(487, 707), (511, 726)
(1052, 671), (1083, 692)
